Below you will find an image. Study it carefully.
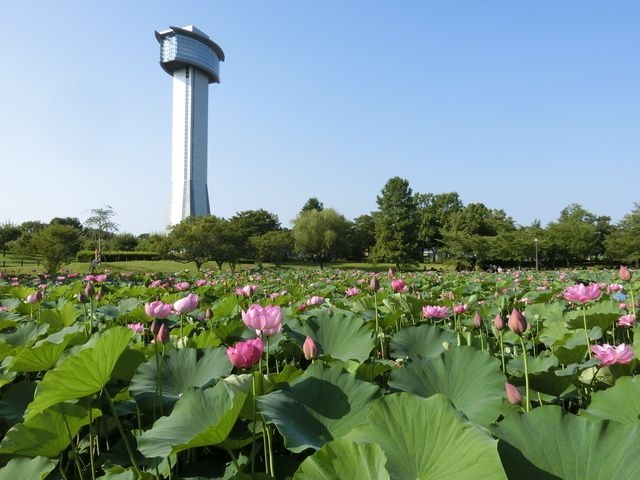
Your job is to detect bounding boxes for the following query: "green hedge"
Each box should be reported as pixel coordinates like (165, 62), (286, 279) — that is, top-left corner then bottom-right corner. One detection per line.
(76, 250), (161, 262)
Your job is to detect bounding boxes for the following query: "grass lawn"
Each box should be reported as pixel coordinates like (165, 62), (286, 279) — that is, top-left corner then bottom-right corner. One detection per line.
(1, 253), (449, 276)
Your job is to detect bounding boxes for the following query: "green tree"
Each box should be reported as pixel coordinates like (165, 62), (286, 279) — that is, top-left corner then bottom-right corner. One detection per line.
(50, 217), (83, 230)
(417, 192), (462, 262)
(167, 216), (243, 271)
(251, 230), (294, 266)
(229, 209), (281, 259)
(371, 177), (420, 269)
(546, 204), (599, 264)
(348, 214), (377, 261)
(605, 203), (640, 265)
(31, 224), (82, 273)
(108, 233), (139, 251)
(0, 222), (21, 256)
(84, 206), (119, 259)
(136, 233), (168, 254)
(292, 208), (351, 268)
(300, 197), (324, 214)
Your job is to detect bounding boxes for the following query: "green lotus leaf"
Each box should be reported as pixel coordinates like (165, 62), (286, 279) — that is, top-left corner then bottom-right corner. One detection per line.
(25, 326), (134, 419)
(565, 301), (620, 331)
(492, 405), (640, 479)
(293, 439), (390, 480)
(303, 308), (375, 363)
(581, 376), (640, 424)
(347, 393), (506, 480)
(388, 346), (503, 426)
(0, 381), (36, 429)
(0, 402), (101, 457)
(8, 324), (85, 372)
(0, 322), (49, 347)
(0, 456), (58, 480)
(39, 301), (79, 330)
(129, 346), (232, 411)
(257, 362), (381, 452)
(389, 323), (456, 359)
(137, 381), (246, 459)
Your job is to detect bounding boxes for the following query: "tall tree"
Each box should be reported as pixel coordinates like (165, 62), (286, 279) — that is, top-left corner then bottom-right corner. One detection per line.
(417, 192), (462, 262)
(31, 224), (82, 274)
(605, 203), (640, 265)
(292, 208), (351, 268)
(348, 214), (377, 261)
(0, 222), (21, 256)
(371, 177), (420, 269)
(229, 209), (281, 260)
(251, 230), (294, 266)
(84, 206), (119, 259)
(300, 197), (324, 214)
(546, 204), (599, 264)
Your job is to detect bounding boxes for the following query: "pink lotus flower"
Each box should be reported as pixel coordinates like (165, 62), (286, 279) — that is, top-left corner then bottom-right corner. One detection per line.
(127, 322), (144, 334)
(144, 300), (173, 319)
(508, 308), (527, 334)
(422, 305), (449, 319)
(173, 293), (199, 314)
(505, 382), (523, 405)
(619, 266), (632, 281)
(195, 279), (208, 287)
(302, 336), (318, 360)
(562, 283), (601, 303)
(453, 304), (467, 315)
(94, 274), (108, 283)
(25, 291), (42, 304)
(306, 296), (325, 306)
(617, 313), (636, 327)
(591, 343), (635, 365)
(345, 287), (360, 297)
(227, 337), (264, 368)
(149, 280), (163, 288)
(236, 284), (258, 297)
(391, 279), (407, 293)
(607, 284), (623, 293)
(242, 304), (282, 337)
(174, 281), (190, 291)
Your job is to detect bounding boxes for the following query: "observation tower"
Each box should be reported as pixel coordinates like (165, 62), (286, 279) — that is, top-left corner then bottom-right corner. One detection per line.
(155, 25), (225, 225)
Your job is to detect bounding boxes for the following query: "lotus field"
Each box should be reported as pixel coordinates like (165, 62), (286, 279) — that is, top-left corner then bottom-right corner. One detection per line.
(1, 266), (640, 479)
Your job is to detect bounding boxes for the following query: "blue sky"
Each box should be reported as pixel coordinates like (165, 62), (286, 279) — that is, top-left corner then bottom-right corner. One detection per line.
(1, 1), (638, 234)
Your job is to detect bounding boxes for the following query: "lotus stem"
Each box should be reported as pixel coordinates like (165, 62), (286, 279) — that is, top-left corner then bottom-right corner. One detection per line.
(583, 306), (592, 359)
(498, 331), (506, 372)
(62, 414), (85, 480)
(104, 389), (143, 477)
(519, 336), (531, 412)
(88, 402), (96, 480)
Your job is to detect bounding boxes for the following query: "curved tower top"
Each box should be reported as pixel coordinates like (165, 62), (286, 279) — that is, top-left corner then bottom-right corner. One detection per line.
(155, 25), (225, 83)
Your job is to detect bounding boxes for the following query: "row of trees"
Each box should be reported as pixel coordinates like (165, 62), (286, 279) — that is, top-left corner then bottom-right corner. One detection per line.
(3, 179), (640, 272)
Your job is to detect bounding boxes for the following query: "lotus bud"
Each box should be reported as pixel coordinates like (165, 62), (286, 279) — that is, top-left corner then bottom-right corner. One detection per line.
(370, 275), (380, 292)
(302, 336), (318, 360)
(508, 308), (527, 334)
(619, 266), (632, 282)
(156, 322), (169, 344)
(150, 319), (160, 336)
(85, 281), (95, 297)
(205, 307), (213, 319)
(76, 292), (88, 304)
(387, 268), (395, 279)
(505, 382), (523, 405)
(95, 287), (104, 302)
(493, 313), (504, 330)
(472, 312), (483, 329)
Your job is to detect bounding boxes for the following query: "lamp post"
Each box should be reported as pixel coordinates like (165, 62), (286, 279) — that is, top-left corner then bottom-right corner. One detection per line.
(534, 238), (539, 271)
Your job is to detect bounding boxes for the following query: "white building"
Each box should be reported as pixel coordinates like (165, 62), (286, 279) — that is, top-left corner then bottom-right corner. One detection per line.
(155, 25), (225, 226)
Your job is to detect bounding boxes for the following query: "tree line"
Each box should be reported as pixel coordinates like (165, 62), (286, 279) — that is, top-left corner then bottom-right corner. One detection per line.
(2, 178), (639, 273)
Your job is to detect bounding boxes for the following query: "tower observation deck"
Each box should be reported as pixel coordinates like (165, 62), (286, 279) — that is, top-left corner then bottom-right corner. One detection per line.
(155, 25), (225, 226)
